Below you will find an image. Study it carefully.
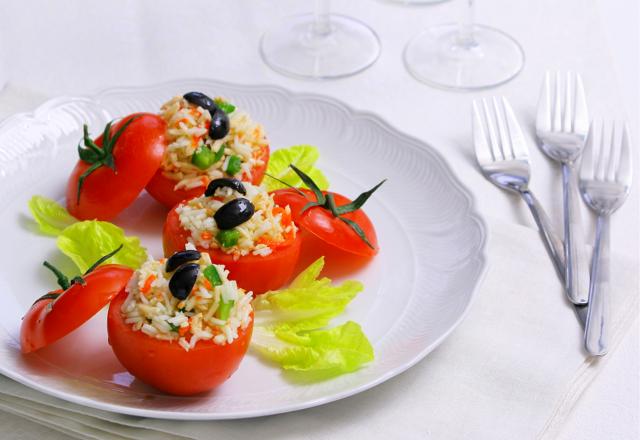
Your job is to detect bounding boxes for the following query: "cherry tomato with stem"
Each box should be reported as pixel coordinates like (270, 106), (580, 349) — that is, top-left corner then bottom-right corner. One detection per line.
(271, 165), (385, 258)
(21, 246), (132, 354)
(66, 113), (167, 221)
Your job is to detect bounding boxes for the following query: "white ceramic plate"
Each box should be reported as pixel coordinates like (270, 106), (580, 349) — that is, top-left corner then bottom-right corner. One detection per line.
(0, 80), (486, 419)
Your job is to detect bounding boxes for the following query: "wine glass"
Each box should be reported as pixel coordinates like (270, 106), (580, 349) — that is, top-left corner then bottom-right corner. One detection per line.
(260, 0), (381, 80)
(404, 0), (524, 90)
(386, 0), (450, 4)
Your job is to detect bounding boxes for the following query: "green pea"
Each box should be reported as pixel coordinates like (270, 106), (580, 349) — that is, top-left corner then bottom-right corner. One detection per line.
(213, 143), (226, 163)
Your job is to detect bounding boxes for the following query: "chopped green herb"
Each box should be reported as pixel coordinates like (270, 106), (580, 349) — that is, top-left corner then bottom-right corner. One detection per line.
(191, 145), (216, 169)
(213, 143), (226, 163)
(214, 99), (236, 114)
(167, 322), (180, 332)
(203, 265), (223, 286)
(216, 300), (235, 321)
(226, 155), (242, 175)
(216, 229), (240, 248)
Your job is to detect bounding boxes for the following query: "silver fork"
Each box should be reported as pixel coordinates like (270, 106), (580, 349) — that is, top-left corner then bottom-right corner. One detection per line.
(473, 97), (567, 287)
(536, 71), (590, 305)
(579, 120), (632, 356)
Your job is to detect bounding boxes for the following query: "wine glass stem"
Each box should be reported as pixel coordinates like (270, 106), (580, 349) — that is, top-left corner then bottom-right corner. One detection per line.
(457, 0), (478, 49)
(313, 0), (331, 37)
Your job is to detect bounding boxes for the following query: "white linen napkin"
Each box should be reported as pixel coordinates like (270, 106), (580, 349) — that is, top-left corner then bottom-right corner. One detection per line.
(0, 217), (636, 440)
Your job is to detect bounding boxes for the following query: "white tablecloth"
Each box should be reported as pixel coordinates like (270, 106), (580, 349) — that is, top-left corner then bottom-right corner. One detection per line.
(0, 0), (637, 438)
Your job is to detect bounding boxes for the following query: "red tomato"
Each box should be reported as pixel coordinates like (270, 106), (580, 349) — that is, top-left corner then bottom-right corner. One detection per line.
(107, 289), (253, 395)
(146, 144), (270, 209)
(20, 265), (133, 354)
(271, 188), (379, 257)
(66, 113), (167, 221)
(162, 205), (301, 294)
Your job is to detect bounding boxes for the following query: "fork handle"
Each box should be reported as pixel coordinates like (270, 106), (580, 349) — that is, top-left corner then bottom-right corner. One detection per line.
(520, 190), (566, 282)
(585, 215), (609, 356)
(562, 163), (590, 304)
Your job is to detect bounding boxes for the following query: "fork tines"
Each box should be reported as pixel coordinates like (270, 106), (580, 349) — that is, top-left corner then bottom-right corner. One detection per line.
(536, 71), (589, 137)
(473, 96), (529, 166)
(581, 120), (632, 185)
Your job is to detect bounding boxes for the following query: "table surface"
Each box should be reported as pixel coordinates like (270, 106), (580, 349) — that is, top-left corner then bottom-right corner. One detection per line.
(0, 0), (637, 438)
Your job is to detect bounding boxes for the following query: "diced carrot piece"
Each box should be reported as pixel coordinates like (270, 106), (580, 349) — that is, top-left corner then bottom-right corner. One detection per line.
(273, 206), (292, 225)
(201, 231), (213, 241)
(140, 275), (157, 295)
(256, 236), (275, 247)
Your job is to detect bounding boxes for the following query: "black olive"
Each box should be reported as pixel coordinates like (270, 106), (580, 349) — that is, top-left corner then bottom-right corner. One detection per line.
(168, 263), (199, 300)
(165, 250), (201, 273)
(205, 178), (247, 197)
(214, 198), (255, 230)
(209, 110), (230, 140)
(183, 91), (217, 112)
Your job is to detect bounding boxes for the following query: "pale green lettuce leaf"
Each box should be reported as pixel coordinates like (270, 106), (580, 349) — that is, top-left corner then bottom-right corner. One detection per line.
(289, 256), (326, 288)
(28, 195), (77, 236)
(253, 258), (362, 331)
(57, 221), (147, 272)
(251, 321), (374, 377)
(251, 257), (374, 378)
(264, 145), (329, 191)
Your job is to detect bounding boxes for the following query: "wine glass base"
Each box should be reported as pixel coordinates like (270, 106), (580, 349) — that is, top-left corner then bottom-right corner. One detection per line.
(260, 14), (381, 80)
(404, 23), (525, 90)
(385, 0), (451, 4)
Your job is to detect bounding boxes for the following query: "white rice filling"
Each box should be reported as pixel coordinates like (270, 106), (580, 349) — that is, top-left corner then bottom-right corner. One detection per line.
(121, 251), (253, 351)
(159, 96), (268, 190)
(175, 182), (296, 258)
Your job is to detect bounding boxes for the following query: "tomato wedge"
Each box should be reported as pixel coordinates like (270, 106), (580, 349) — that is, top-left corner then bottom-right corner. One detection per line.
(146, 144), (270, 209)
(162, 205), (301, 294)
(21, 264), (133, 354)
(107, 289), (253, 395)
(272, 188), (379, 257)
(66, 113), (167, 221)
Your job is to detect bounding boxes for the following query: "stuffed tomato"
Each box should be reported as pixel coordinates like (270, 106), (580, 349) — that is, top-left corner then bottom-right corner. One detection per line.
(163, 178), (301, 294)
(146, 92), (270, 208)
(108, 249), (253, 395)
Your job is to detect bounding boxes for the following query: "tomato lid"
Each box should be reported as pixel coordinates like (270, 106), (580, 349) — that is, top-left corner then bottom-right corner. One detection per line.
(271, 188), (379, 257)
(20, 265), (134, 353)
(67, 113), (167, 221)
